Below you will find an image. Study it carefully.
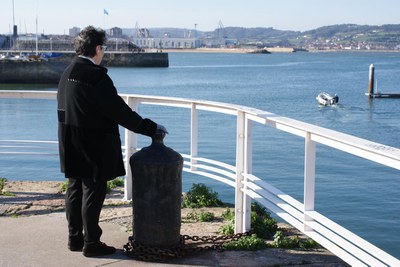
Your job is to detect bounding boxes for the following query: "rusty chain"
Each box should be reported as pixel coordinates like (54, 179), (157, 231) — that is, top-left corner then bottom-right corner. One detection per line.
(123, 232), (252, 261)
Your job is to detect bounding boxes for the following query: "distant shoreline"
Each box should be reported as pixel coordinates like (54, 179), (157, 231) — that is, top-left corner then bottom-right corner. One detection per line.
(159, 48), (294, 53)
(157, 48), (400, 54)
(1, 48), (398, 55)
(144, 48), (253, 54)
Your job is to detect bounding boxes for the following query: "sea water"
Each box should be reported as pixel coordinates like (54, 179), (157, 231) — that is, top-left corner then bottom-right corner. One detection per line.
(0, 51), (399, 258)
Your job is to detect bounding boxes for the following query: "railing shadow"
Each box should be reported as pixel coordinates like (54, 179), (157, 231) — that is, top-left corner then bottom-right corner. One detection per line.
(0, 190), (65, 216)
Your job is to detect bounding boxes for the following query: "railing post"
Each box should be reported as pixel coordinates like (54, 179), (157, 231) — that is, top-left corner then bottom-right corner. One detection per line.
(190, 103), (198, 171)
(124, 96), (139, 200)
(304, 132), (316, 232)
(243, 116), (252, 232)
(235, 111), (246, 233)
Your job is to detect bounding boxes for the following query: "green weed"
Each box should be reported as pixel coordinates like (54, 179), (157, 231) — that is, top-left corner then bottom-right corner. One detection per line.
(0, 178), (15, 196)
(186, 209), (215, 222)
(182, 183), (223, 208)
(271, 231), (319, 249)
(223, 234), (267, 251)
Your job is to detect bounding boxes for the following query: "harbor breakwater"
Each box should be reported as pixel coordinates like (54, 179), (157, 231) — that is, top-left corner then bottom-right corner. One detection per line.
(0, 52), (169, 84)
(102, 52), (169, 67)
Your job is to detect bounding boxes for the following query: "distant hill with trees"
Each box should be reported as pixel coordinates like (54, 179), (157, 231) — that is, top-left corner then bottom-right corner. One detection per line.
(146, 24), (400, 50)
(2, 24), (399, 51)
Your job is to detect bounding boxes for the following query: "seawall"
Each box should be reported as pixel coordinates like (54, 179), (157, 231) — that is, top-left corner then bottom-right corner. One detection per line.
(103, 52), (169, 67)
(0, 52), (169, 84)
(0, 59), (67, 84)
(59, 52), (169, 67)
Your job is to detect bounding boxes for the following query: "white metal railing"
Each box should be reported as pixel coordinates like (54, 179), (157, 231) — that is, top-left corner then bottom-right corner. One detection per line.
(1, 90), (399, 266)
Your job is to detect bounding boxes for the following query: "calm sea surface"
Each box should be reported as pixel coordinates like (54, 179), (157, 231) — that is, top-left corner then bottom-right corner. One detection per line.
(1, 51), (399, 258)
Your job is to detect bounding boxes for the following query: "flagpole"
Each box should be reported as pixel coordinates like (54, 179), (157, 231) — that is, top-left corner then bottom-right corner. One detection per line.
(103, 9), (108, 30)
(36, 12), (38, 55)
(12, 0), (16, 51)
(35, 1), (39, 55)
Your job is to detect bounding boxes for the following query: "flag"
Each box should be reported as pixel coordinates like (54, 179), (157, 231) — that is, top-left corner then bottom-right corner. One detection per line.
(104, 9), (109, 15)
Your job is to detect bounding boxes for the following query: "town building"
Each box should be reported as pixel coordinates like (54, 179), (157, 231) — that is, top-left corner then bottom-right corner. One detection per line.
(68, 27), (80, 37)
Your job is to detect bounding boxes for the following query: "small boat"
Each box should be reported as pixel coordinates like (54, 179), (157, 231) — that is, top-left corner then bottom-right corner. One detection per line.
(316, 92), (339, 106)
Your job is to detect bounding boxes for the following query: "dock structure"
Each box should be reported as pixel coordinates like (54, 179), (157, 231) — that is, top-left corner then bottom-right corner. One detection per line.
(0, 52), (168, 84)
(366, 63), (400, 98)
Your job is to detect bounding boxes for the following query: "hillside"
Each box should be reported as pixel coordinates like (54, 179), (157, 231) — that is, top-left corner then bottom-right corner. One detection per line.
(2, 24), (399, 51)
(146, 24), (400, 50)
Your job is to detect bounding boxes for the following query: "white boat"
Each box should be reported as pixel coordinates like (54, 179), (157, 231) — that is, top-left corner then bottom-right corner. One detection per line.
(316, 92), (339, 106)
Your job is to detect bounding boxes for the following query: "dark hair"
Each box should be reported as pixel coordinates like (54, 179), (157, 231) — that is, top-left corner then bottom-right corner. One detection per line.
(74, 26), (107, 57)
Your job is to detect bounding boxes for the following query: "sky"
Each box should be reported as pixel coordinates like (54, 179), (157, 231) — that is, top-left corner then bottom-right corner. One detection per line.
(2, 0), (400, 35)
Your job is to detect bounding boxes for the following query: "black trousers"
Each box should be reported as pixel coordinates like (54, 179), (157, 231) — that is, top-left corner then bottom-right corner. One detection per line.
(65, 178), (107, 245)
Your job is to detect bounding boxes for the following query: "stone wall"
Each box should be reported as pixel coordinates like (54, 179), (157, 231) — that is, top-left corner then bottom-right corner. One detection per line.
(0, 52), (169, 83)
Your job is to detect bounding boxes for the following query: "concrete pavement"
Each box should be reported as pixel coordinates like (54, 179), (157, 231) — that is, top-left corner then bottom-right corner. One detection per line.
(0, 212), (216, 267)
(0, 212), (349, 267)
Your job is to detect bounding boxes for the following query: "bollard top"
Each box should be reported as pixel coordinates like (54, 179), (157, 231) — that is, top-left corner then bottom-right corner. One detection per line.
(130, 132), (183, 165)
(152, 131), (166, 144)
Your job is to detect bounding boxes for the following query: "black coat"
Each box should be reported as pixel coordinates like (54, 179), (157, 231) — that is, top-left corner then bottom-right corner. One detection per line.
(57, 57), (157, 181)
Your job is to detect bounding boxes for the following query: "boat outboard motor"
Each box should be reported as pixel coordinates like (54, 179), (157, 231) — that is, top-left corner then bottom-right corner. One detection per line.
(333, 95), (339, 104)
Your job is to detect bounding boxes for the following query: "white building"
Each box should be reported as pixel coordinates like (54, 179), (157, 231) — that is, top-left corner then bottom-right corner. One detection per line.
(69, 27), (80, 37)
(132, 36), (198, 49)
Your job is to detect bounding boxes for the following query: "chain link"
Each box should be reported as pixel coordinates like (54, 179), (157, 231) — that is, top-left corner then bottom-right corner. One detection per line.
(123, 232), (252, 261)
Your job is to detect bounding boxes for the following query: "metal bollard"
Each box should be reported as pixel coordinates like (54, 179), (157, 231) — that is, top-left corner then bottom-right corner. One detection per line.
(130, 132), (183, 248)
